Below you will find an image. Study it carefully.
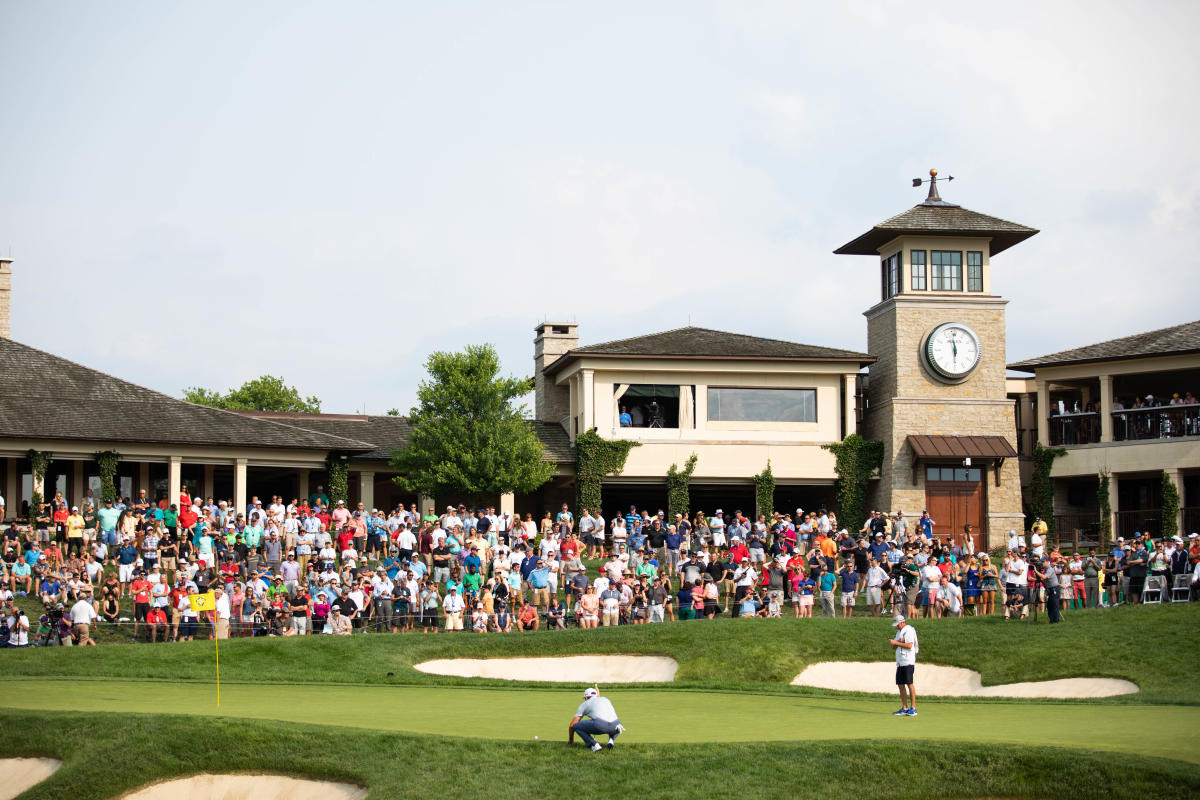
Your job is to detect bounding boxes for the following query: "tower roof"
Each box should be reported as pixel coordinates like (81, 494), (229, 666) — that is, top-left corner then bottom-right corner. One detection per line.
(834, 202), (1038, 256)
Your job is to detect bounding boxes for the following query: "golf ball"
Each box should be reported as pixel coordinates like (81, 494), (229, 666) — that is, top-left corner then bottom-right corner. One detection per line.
(534, 736), (539, 740)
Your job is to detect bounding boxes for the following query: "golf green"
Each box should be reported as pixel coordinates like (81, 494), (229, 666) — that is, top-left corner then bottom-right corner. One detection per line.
(2, 678), (1195, 765)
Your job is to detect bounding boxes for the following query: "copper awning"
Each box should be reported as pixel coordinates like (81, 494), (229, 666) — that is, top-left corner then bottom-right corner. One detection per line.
(907, 435), (1017, 460)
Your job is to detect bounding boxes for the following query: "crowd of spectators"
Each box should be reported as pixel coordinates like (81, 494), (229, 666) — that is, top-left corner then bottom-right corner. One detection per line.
(3, 489), (1199, 647)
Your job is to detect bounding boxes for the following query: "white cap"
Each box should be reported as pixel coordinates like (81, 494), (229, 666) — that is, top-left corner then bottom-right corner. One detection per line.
(582, 687), (598, 700)
(715, 509), (723, 514)
(892, 614), (906, 628)
(1117, 537), (1125, 542)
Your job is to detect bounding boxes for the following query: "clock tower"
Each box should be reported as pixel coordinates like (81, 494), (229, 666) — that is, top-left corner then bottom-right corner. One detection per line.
(835, 172), (1038, 549)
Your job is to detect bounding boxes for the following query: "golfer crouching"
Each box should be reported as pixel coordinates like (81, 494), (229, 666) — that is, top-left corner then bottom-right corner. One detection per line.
(568, 687), (625, 751)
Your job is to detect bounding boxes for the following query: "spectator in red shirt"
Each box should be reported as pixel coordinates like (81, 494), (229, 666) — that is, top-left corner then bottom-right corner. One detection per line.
(146, 606), (168, 642)
(131, 573), (151, 638)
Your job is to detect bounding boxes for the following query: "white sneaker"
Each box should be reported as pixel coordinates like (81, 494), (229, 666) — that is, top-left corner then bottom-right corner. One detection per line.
(616, 724), (626, 734)
(591, 743), (602, 752)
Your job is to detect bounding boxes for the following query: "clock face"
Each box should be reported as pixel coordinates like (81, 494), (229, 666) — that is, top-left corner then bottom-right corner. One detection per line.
(925, 322), (982, 380)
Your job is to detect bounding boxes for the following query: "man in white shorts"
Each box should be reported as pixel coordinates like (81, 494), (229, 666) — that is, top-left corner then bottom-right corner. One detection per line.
(888, 614), (919, 716)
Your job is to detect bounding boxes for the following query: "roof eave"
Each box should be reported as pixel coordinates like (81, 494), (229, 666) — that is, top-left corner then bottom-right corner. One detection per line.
(1008, 347), (1200, 373)
(834, 227), (1039, 256)
(543, 351), (876, 376)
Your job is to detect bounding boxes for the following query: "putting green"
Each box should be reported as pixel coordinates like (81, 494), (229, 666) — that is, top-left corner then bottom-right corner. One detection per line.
(2, 678), (1195, 765)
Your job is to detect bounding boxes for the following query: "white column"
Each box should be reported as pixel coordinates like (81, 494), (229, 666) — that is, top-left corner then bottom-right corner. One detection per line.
(234, 459), (248, 517)
(1036, 379), (1050, 445)
(360, 471), (376, 511)
(138, 462), (150, 500)
(297, 468), (310, 502)
(5, 458), (17, 521)
(581, 369), (595, 432)
(500, 491), (515, 517)
(73, 460), (84, 507)
(843, 373), (857, 438)
(168, 456), (182, 508)
(1108, 473), (1120, 543)
(1099, 374), (1114, 443)
(202, 465), (215, 500)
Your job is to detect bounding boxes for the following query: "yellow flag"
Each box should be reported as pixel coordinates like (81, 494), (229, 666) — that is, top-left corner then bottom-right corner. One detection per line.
(189, 591), (216, 612)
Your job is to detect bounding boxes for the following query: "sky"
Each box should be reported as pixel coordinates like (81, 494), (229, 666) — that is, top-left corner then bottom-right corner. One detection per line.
(2, 1), (1198, 414)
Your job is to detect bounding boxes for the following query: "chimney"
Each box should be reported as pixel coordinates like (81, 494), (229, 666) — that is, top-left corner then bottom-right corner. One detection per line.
(0, 259), (11, 339)
(534, 322), (577, 425)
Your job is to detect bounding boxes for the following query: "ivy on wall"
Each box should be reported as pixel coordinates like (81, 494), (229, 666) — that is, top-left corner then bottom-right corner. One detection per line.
(821, 434), (884, 535)
(1161, 470), (1180, 541)
(820, 434), (888, 534)
(1030, 442), (1066, 534)
(1097, 469), (1112, 546)
(25, 449), (52, 524)
(93, 450), (121, 505)
(573, 430), (639, 515)
(666, 453), (698, 522)
(325, 453), (350, 507)
(753, 461), (775, 519)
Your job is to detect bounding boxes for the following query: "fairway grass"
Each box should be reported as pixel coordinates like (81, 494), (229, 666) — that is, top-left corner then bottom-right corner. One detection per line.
(1, 677), (1196, 764)
(2, 710), (1198, 800)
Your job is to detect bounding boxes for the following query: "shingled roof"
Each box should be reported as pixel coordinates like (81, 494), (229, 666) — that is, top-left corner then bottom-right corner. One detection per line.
(0, 338), (376, 451)
(834, 200), (1038, 256)
(1008, 319), (1200, 371)
(544, 326), (873, 376)
(236, 411), (574, 463)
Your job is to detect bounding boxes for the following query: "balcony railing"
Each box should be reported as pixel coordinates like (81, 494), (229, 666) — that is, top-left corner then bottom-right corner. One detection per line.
(1047, 403), (1200, 446)
(1048, 412), (1101, 446)
(1115, 509), (1159, 540)
(1053, 513), (1102, 552)
(1113, 403), (1200, 441)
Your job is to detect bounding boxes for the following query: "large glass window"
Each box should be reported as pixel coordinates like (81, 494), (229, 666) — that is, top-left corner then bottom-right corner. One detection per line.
(967, 251), (983, 292)
(707, 387), (816, 423)
(910, 250), (926, 290)
(881, 253), (900, 300)
(931, 250), (962, 291)
(926, 466), (982, 482)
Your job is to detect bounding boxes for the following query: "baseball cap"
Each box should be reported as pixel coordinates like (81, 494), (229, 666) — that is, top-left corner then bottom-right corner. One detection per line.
(892, 614), (906, 628)
(582, 687), (598, 700)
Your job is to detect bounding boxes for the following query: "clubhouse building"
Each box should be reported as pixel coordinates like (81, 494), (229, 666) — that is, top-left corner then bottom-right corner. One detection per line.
(2, 185), (1197, 549)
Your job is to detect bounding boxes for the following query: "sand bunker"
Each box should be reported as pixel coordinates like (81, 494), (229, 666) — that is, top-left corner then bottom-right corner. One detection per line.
(414, 655), (678, 683)
(0, 758), (61, 800)
(120, 774), (367, 800)
(791, 662), (1138, 698)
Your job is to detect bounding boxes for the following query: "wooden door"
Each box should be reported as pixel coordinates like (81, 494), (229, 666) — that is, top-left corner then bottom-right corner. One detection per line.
(924, 469), (985, 547)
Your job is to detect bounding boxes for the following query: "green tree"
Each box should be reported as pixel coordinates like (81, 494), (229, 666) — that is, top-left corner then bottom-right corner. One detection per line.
(1030, 442), (1066, 536)
(183, 375), (321, 413)
(753, 461), (775, 519)
(389, 344), (554, 501)
(1161, 470), (1180, 541)
(821, 434), (884, 535)
(666, 454), (699, 521)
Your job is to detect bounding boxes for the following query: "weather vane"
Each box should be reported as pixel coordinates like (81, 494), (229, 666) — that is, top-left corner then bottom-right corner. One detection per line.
(912, 168), (953, 203)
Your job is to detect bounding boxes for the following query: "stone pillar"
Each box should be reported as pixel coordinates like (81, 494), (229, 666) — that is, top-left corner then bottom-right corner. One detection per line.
(1099, 375), (1114, 443)
(419, 494), (436, 519)
(5, 458), (17, 521)
(500, 491), (515, 517)
(843, 373), (857, 438)
(234, 459), (248, 518)
(581, 369), (595, 432)
(139, 462), (150, 500)
(1036, 379), (1050, 446)
(73, 460), (84, 507)
(297, 469), (310, 502)
(168, 456), (182, 509)
(359, 471), (376, 511)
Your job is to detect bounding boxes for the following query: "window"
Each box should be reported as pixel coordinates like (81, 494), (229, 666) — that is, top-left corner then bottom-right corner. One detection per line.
(931, 250), (962, 291)
(967, 251), (983, 292)
(708, 387), (816, 423)
(926, 466), (982, 482)
(881, 253), (900, 300)
(910, 250), (926, 290)
(618, 384), (683, 428)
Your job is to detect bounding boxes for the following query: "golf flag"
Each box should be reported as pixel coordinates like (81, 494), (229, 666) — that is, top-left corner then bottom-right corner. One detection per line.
(189, 591), (216, 613)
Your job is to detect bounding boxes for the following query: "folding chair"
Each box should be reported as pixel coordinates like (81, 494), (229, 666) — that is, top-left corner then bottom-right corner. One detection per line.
(1170, 574), (1192, 602)
(1141, 575), (1165, 604)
